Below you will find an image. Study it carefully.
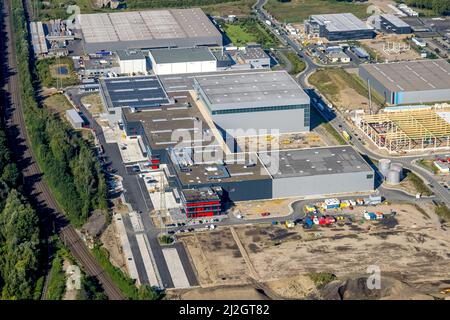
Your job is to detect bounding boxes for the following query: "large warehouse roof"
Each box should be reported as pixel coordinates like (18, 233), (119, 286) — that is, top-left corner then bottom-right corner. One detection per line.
(380, 14), (410, 28)
(149, 47), (216, 64)
(100, 76), (170, 109)
(310, 13), (373, 32)
(258, 146), (372, 178)
(76, 8), (222, 52)
(194, 71), (310, 110)
(360, 60), (450, 92)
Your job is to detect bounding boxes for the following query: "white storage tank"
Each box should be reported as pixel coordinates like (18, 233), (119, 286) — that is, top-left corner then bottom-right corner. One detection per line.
(379, 159), (391, 175)
(390, 163), (404, 179)
(386, 169), (401, 185)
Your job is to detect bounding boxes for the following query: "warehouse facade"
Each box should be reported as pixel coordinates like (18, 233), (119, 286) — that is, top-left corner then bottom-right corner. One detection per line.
(76, 8), (222, 53)
(359, 60), (450, 105)
(194, 71), (310, 139)
(117, 50), (147, 74)
(379, 14), (411, 34)
(305, 13), (375, 41)
(149, 47), (217, 75)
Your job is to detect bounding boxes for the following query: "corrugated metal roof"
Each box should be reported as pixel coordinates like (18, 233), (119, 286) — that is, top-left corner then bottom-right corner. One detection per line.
(149, 47), (216, 64)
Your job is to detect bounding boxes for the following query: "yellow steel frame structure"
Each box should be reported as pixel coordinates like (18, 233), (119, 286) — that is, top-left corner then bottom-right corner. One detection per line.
(359, 108), (450, 152)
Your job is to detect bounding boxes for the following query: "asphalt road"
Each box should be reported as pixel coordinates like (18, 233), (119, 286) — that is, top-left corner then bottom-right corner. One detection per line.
(253, 0), (450, 208)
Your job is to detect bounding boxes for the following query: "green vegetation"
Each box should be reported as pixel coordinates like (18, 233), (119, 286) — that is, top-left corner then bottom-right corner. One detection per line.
(78, 275), (108, 300)
(283, 50), (306, 75)
(91, 246), (160, 300)
(11, 0), (108, 227)
(34, 0), (98, 20)
(322, 122), (346, 145)
(264, 0), (370, 23)
(221, 17), (282, 48)
(159, 234), (174, 245)
(417, 159), (439, 174)
(308, 272), (336, 289)
(405, 172), (433, 196)
(434, 205), (450, 222)
(201, 0), (254, 16)
(46, 249), (67, 300)
(36, 57), (80, 89)
(309, 68), (385, 108)
(0, 190), (41, 299)
(397, 0), (450, 16)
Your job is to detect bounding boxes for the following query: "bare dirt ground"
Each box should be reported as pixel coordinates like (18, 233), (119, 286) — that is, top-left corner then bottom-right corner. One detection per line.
(236, 132), (326, 152)
(100, 222), (125, 271)
(166, 285), (270, 300)
(178, 202), (450, 299)
(232, 198), (301, 219)
(81, 93), (104, 118)
(368, 0), (396, 14)
(360, 35), (421, 63)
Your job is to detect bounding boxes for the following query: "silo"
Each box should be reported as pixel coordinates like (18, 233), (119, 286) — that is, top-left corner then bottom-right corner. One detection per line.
(386, 170), (401, 185)
(379, 159), (391, 176)
(390, 163), (404, 179)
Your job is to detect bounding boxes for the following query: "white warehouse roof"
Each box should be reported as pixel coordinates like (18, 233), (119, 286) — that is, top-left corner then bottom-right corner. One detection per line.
(310, 13), (373, 32)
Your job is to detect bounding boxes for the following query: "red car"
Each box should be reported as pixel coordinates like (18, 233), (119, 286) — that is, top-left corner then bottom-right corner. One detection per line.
(260, 212), (270, 217)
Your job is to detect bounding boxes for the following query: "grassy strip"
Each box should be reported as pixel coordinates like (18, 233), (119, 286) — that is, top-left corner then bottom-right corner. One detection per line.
(46, 249), (67, 300)
(36, 57), (80, 89)
(308, 272), (336, 289)
(321, 122), (346, 145)
(405, 172), (433, 196)
(417, 159), (439, 174)
(284, 50), (306, 75)
(434, 205), (450, 222)
(91, 246), (160, 300)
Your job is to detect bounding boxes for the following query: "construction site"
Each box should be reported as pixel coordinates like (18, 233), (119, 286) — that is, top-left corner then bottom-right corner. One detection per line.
(356, 105), (450, 153)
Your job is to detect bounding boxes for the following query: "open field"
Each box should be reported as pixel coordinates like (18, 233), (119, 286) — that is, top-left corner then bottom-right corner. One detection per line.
(221, 18), (282, 48)
(202, 0), (254, 16)
(309, 68), (384, 112)
(81, 93), (105, 117)
(43, 93), (72, 116)
(264, 0), (370, 23)
(178, 201), (450, 299)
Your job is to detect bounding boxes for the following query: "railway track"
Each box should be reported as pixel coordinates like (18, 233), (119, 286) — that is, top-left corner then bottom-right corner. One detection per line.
(1, 0), (124, 300)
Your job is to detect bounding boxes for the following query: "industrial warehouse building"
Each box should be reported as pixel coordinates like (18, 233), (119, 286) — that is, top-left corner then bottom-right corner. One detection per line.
(117, 50), (147, 74)
(149, 47), (217, 75)
(99, 76), (171, 114)
(359, 60), (450, 105)
(172, 146), (375, 202)
(76, 8), (222, 53)
(194, 71), (310, 139)
(379, 14), (411, 34)
(304, 13), (375, 41)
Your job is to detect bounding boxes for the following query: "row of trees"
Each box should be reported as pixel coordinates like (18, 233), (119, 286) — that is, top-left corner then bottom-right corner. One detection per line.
(402, 0), (450, 15)
(11, 0), (108, 227)
(0, 122), (41, 299)
(126, 0), (240, 10)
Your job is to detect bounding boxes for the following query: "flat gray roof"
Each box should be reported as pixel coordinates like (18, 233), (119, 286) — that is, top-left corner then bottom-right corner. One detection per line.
(194, 70), (310, 110)
(360, 60), (450, 92)
(380, 14), (410, 28)
(258, 146), (373, 179)
(76, 8), (221, 45)
(310, 13), (373, 32)
(149, 47), (216, 64)
(238, 47), (269, 61)
(66, 109), (83, 123)
(117, 49), (145, 61)
(100, 76), (170, 109)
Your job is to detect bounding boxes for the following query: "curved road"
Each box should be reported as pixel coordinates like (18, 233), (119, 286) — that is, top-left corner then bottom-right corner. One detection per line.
(254, 0), (450, 208)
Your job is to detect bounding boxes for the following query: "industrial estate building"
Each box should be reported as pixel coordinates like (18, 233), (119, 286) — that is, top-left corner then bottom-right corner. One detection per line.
(378, 14), (411, 34)
(66, 109), (84, 129)
(76, 8), (222, 53)
(117, 50), (147, 74)
(359, 60), (450, 105)
(149, 47), (217, 75)
(304, 13), (375, 41)
(194, 71), (310, 138)
(99, 76), (170, 113)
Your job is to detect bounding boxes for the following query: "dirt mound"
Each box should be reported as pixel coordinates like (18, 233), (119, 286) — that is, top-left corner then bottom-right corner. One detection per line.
(321, 275), (433, 300)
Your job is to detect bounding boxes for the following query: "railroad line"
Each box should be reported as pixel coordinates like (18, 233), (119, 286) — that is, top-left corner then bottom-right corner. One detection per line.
(1, 0), (124, 300)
